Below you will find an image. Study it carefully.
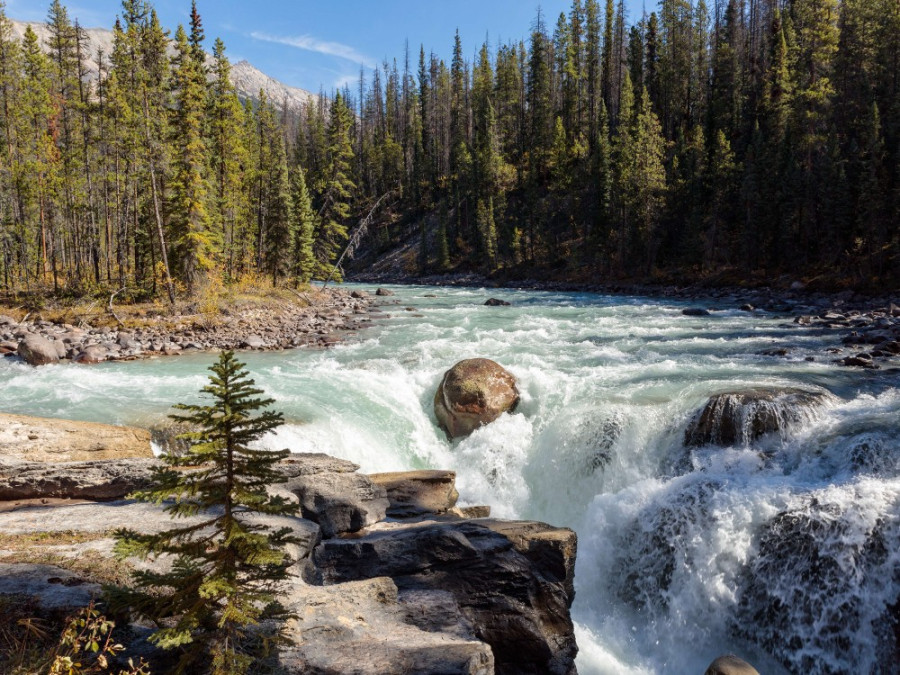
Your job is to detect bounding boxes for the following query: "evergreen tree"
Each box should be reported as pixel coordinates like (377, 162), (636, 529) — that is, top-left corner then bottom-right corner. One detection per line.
(290, 166), (316, 283)
(112, 350), (298, 675)
(315, 91), (355, 279)
(170, 24), (212, 293)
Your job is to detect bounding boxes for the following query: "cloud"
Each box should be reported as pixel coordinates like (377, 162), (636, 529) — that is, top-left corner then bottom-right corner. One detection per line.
(250, 31), (375, 68)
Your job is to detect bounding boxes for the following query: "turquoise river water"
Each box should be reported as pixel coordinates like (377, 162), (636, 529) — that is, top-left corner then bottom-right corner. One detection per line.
(1, 283), (898, 674)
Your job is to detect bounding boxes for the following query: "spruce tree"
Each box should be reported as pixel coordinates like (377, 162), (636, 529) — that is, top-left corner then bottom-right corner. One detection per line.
(291, 166), (316, 283)
(112, 350), (298, 675)
(170, 24), (213, 293)
(315, 91), (355, 279)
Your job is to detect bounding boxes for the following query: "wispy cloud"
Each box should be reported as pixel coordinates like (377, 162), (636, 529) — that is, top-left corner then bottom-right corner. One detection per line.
(250, 31), (375, 68)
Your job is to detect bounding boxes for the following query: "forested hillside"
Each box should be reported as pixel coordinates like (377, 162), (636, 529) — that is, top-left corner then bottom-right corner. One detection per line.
(1, 0), (899, 301)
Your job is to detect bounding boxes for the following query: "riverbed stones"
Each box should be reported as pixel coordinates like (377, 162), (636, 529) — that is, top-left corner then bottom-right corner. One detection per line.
(434, 358), (520, 439)
(17, 333), (59, 365)
(684, 389), (833, 447)
(0, 413), (153, 462)
(704, 655), (760, 675)
(369, 470), (459, 517)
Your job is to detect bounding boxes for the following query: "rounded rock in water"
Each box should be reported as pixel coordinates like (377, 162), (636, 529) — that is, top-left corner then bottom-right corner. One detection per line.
(433, 358), (519, 439)
(684, 389), (833, 448)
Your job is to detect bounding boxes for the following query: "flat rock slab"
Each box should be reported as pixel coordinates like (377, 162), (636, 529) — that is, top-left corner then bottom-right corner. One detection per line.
(0, 563), (101, 609)
(278, 453), (360, 476)
(0, 413), (153, 462)
(281, 577), (494, 675)
(0, 457), (159, 501)
(368, 470), (459, 517)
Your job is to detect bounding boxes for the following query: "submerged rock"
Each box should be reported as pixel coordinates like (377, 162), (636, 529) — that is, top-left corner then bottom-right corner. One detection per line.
(434, 358), (520, 439)
(684, 388), (833, 447)
(17, 333), (59, 366)
(734, 492), (897, 674)
(682, 308), (711, 316)
(484, 298), (511, 306)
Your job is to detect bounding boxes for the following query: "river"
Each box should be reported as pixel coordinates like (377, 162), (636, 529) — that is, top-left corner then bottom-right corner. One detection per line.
(1, 283), (898, 674)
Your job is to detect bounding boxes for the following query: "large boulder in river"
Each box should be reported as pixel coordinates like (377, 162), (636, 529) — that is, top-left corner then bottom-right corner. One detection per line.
(17, 333), (59, 366)
(684, 388), (833, 447)
(434, 358), (520, 439)
(704, 655), (760, 675)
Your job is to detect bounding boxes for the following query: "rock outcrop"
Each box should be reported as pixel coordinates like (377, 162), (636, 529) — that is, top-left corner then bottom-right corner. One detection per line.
(369, 470), (459, 517)
(0, 450), (578, 675)
(684, 388), (833, 447)
(312, 518), (578, 675)
(434, 358), (520, 439)
(0, 413), (153, 462)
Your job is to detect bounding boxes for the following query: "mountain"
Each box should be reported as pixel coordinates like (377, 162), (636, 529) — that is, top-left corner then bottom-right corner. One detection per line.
(9, 20), (317, 112)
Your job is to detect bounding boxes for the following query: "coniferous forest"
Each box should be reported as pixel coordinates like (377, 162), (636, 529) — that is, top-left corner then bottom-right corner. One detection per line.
(1, 0), (899, 301)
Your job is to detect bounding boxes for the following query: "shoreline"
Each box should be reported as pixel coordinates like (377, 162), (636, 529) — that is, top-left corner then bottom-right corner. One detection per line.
(0, 287), (377, 367)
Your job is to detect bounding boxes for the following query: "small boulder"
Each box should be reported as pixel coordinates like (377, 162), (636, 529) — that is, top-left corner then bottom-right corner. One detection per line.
(242, 335), (266, 349)
(434, 358), (520, 439)
(682, 308), (711, 317)
(17, 334), (60, 366)
(704, 655), (760, 675)
(375, 288), (395, 296)
(350, 290), (369, 299)
(75, 345), (108, 364)
(740, 304), (755, 312)
(484, 298), (511, 307)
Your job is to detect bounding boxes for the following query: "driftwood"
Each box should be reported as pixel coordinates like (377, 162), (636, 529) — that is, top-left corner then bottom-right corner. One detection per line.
(323, 189), (395, 290)
(108, 289), (125, 327)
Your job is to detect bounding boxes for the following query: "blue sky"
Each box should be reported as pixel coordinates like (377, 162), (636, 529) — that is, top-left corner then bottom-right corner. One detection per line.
(8, 0), (648, 94)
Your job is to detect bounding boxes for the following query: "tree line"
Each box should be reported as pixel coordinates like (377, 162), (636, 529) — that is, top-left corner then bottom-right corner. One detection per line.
(2, 0), (899, 301)
(0, 0), (352, 300)
(348, 0), (900, 285)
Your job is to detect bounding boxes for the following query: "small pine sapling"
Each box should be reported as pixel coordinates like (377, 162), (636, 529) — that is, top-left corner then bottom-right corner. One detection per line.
(111, 351), (298, 675)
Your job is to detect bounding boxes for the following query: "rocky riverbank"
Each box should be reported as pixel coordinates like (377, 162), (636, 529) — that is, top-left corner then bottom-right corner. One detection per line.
(0, 287), (375, 366)
(0, 415), (578, 675)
